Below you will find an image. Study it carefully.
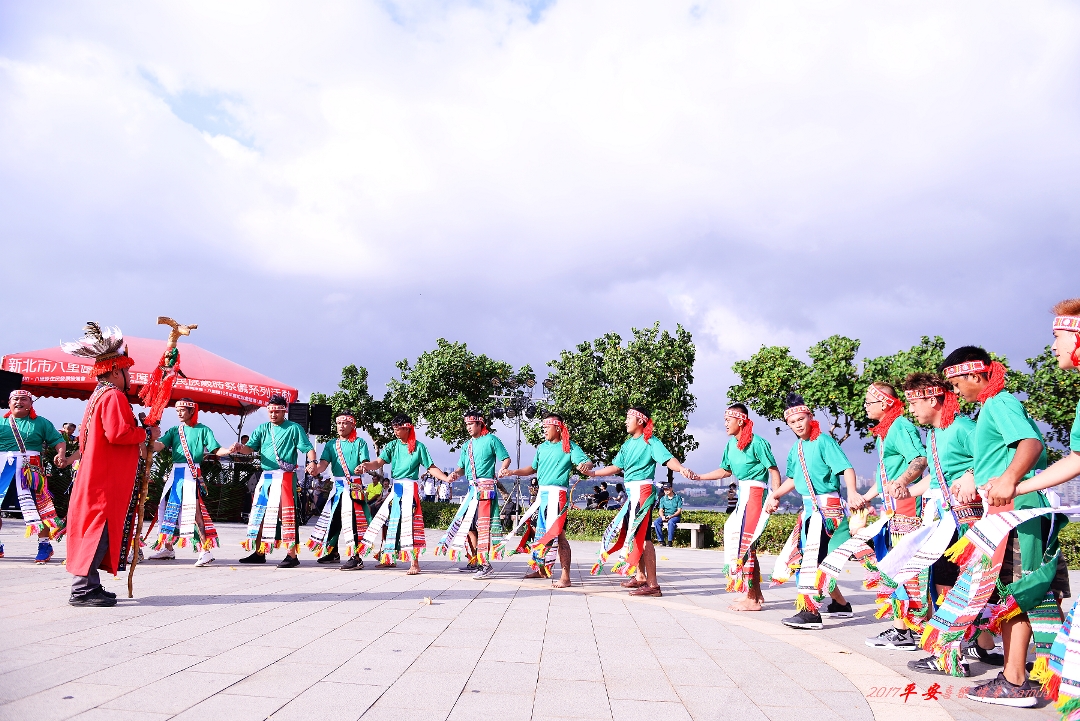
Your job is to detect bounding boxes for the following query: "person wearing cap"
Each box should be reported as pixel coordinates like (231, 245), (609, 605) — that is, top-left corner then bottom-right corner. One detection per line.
(587, 405), (697, 598)
(931, 345), (1065, 707)
(147, 399), (232, 567)
(233, 395), (317, 568)
(498, 411), (592, 588)
(308, 410), (372, 571)
(696, 403), (781, 611)
(765, 394), (864, 630)
(0, 389), (69, 563)
(900, 372), (998, 678)
(861, 381), (930, 652)
(60, 323), (161, 607)
(440, 409), (511, 579)
(360, 414), (451, 575)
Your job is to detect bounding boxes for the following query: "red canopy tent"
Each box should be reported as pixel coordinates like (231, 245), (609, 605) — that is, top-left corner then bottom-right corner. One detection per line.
(1, 337), (298, 416)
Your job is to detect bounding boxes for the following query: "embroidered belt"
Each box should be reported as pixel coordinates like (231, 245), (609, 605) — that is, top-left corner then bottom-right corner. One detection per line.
(475, 478), (497, 500)
(890, 513), (921, 535)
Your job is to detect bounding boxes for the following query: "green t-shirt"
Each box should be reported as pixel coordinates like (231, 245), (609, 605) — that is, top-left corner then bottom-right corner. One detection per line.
(532, 440), (590, 487)
(657, 492), (683, 517)
(320, 437), (371, 477)
(379, 438), (434, 480)
(159, 423), (221, 464)
(457, 434), (510, 480)
(973, 393), (1046, 488)
(785, 434), (853, 497)
(1071, 398), (1080, 454)
(874, 416), (926, 493)
(246, 420), (314, 471)
(612, 435), (674, 482)
(0, 415), (63, 453)
(719, 434), (777, 482)
(926, 417), (975, 489)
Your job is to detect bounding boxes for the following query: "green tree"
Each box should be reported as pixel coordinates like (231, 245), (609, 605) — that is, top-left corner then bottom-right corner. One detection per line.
(310, 364), (393, 449)
(386, 339), (533, 450)
(728, 335), (863, 444)
(1014, 345), (1080, 458)
(539, 322), (697, 474)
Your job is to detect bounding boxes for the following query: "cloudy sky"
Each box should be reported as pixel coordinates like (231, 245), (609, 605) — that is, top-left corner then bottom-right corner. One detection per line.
(3, 1), (1079, 483)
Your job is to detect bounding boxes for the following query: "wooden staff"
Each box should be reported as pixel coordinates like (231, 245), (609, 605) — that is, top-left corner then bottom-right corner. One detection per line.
(127, 413), (157, 598)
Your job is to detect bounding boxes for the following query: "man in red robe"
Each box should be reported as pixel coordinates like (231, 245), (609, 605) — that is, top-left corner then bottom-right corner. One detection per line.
(62, 324), (160, 607)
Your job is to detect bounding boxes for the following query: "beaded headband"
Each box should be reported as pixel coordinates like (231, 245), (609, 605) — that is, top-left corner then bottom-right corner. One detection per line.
(1054, 316), (1080, 333)
(943, 360), (989, 379)
(904, 386), (946, 401)
(267, 404), (288, 411)
(724, 409), (748, 421)
(867, 384), (900, 407)
(628, 409), (650, 424)
(336, 413), (356, 421)
(175, 400), (197, 409)
(9, 390), (32, 401)
(783, 405), (811, 420)
(464, 415), (486, 424)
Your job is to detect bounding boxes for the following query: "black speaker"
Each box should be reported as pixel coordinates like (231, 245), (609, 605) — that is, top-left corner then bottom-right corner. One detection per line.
(287, 402), (309, 430)
(0, 370), (22, 403)
(308, 403), (333, 436)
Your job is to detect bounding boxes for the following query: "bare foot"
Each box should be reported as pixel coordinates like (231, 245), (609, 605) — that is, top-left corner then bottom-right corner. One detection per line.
(523, 570), (543, 580)
(407, 566), (421, 576)
(552, 578), (571, 588)
(728, 597), (763, 612)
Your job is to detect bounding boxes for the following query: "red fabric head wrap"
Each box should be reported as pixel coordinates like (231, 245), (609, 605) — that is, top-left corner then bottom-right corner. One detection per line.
(5, 390), (37, 419)
(1055, 316), (1080, 368)
(975, 361), (1007, 404)
(542, 417), (572, 453)
(175, 400), (199, 425)
(628, 409), (653, 443)
(867, 385), (903, 439)
(398, 423), (417, 454)
(725, 408), (753, 451)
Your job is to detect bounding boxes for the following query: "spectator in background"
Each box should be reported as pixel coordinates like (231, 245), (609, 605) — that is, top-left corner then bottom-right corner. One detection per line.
(593, 482), (609, 509)
(240, 434), (249, 446)
(726, 482), (738, 513)
(437, 477), (452, 503)
(653, 483), (683, 547)
(422, 473), (437, 503)
(609, 483), (627, 509)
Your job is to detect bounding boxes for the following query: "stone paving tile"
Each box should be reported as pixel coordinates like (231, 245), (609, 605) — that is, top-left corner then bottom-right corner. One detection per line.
(1, 523), (1062, 720)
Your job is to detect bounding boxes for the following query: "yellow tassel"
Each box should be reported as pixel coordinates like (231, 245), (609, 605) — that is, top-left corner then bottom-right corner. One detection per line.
(944, 537), (971, 563)
(1030, 656), (1053, 685)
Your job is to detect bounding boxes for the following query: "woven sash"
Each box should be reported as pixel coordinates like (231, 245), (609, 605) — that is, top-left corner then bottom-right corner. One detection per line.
(770, 510), (803, 586)
(243, 471), (286, 552)
(794, 493), (846, 609)
(153, 465), (183, 547)
(361, 479), (424, 563)
(591, 480), (656, 576)
(501, 486), (569, 575)
(819, 513), (889, 588)
(1048, 600), (1080, 709)
(722, 480), (770, 592)
(436, 485), (479, 559)
(268, 423), (297, 472)
(176, 426), (201, 545)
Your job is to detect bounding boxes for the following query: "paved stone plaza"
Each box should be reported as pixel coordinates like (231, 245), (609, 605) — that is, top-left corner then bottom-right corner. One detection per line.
(0, 522), (1064, 721)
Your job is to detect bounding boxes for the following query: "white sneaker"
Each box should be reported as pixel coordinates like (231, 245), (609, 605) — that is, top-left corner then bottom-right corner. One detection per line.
(473, 564), (495, 580)
(148, 547), (175, 560)
(194, 551), (214, 567)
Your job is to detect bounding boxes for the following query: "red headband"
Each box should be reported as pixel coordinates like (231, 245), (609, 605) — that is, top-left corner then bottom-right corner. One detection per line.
(783, 405), (820, 440)
(725, 409), (753, 451)
(464, 415), (489, 436)
(396, 422), (417, 453)
(542, 417), (572, 453)
(175, 400), (198, 425)
(944, 359), (1006, 403)
(868, 385), (903, 439)
(628, 409), (653, 443)
(1054, 316), (1080, 367)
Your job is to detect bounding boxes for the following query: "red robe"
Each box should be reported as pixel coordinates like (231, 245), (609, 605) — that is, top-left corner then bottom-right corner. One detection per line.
(66, 387), (147, 577)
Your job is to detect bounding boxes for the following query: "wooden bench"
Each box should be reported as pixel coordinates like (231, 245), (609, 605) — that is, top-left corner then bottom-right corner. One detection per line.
(676, 522), (706, 549)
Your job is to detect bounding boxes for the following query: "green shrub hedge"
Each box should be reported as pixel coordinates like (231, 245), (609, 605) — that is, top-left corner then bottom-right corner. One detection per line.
(421, 504), (1080, 568)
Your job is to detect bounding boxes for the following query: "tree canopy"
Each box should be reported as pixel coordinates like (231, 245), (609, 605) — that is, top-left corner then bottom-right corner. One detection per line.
(537, 322), (697, 468)
(309, 364), (392, 448)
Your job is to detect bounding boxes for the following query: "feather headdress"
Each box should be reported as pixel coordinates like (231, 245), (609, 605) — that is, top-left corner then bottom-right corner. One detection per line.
(61, 322), (135, 376)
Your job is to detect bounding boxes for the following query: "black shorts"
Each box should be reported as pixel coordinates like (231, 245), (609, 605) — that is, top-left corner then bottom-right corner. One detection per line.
(931, 529), (961, 588)
(801, 516), (833, 565)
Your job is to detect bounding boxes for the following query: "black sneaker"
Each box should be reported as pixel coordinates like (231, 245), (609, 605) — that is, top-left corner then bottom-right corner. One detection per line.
(458, 563), (478, 573)
(865, 628), (917, 650)
(316, 552), (340, 565)
(239, 552), (266, 564)
(964, 644), (1005, 667)
(97, 586), (117, 599)
(277, 555), (300, 568)
(340, 556), (364, 571)
(68, 590), (117, 607)
(908, 656), (970, 677)
(781, 610), (823, 630)
(966, 672), (1039, 708)
(822, 601), (853, 618)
